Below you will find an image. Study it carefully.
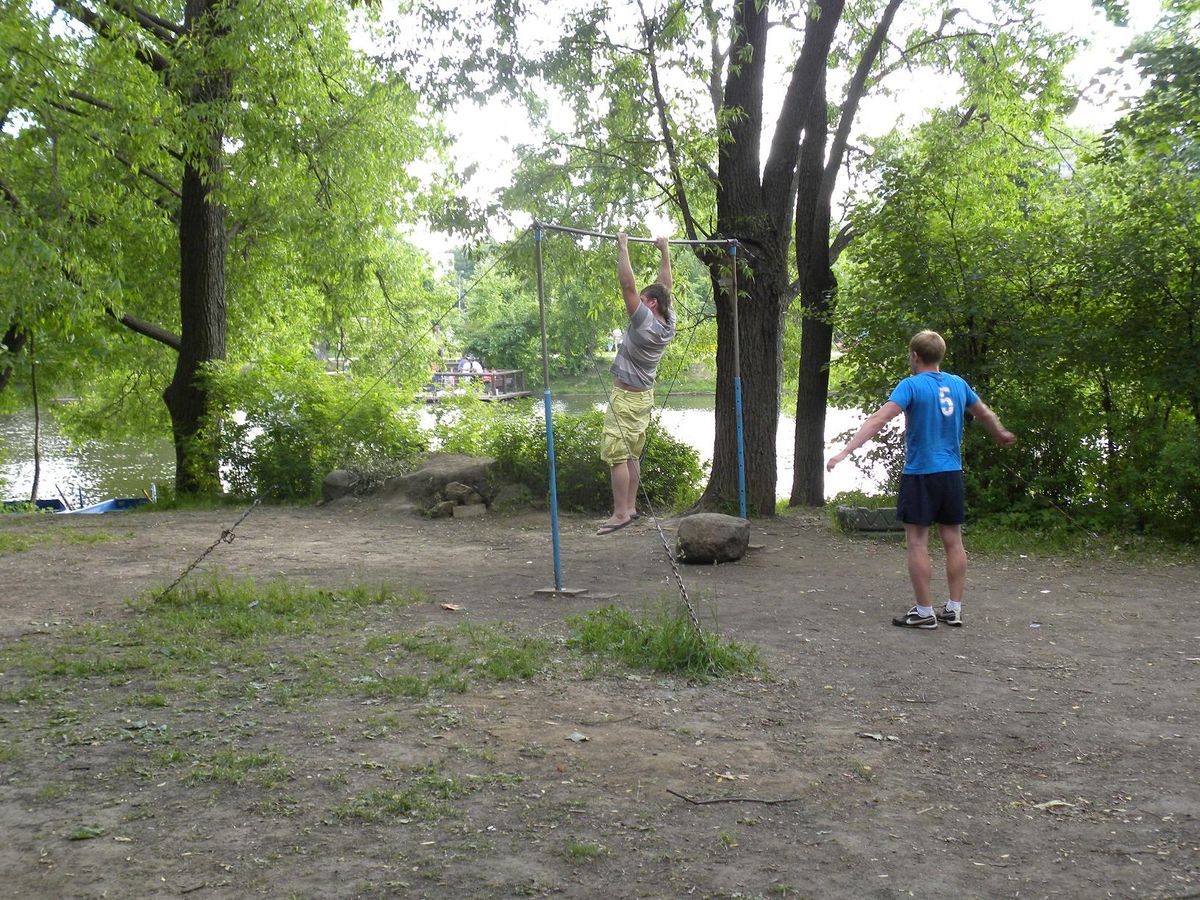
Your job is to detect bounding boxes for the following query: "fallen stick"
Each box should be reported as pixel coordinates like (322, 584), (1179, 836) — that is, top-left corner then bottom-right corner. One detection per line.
(666, 788), (802, 806)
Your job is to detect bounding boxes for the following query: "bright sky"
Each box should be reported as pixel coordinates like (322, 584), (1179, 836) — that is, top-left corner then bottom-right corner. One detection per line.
(405, 0), (1165, 265)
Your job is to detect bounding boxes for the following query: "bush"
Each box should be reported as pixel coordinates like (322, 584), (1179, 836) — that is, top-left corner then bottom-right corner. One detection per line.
(1110, 417), (1200, 541)
(204, 354), (429, 501)
(433, 402), (703, 512)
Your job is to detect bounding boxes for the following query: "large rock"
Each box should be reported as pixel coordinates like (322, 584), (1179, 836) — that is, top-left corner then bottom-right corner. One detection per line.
(377, 454), (496, 509)
(322, 469), (359, 503)
(674, 513), (750, 564)
(443, 481), (485, 505)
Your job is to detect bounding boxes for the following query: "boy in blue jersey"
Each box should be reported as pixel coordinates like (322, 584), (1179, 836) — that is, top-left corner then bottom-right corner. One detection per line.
(826, 331), (1015, 629)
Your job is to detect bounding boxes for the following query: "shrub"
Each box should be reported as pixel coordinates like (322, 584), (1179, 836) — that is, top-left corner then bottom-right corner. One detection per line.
(204, 354), (429, 501)
(433, 402), (703, 512)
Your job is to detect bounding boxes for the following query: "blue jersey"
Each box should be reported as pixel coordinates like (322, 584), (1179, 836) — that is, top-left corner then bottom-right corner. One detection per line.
(888, 372), (979, 475)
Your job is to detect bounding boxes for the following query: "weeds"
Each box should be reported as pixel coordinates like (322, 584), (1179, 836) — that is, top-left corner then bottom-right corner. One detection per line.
(566, 605), (760, 681)
(184, 749), (289, 787)
(0, 527), (118, 555)
(334, 766), (468, 823)
(562, 840), (606, 862)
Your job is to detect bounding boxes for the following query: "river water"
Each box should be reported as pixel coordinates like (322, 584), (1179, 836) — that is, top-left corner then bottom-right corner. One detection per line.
(0, 397), (882, 505)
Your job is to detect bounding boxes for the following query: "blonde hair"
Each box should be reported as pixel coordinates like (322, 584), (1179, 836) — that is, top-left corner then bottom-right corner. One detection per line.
(909, 330), (946, 365)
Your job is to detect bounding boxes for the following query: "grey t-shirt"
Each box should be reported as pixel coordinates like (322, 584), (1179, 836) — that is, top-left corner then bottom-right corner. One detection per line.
(610, 304), (676, 389)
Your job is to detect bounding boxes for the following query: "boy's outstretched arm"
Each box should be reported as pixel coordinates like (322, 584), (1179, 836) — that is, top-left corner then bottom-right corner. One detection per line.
(967, 400), (1016, 446)
(826, 401), (903, 471)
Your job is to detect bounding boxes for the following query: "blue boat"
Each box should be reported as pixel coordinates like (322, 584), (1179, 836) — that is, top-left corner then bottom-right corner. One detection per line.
(60, 497), (150, 515)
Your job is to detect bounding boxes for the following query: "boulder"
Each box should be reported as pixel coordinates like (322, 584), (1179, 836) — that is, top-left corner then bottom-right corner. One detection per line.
(321, 469), (359, 503)
(429, 500), (456, 518)
(444, 481), (485, 505)
(377, 454), (495, 509)
(674, 513), (750, 564)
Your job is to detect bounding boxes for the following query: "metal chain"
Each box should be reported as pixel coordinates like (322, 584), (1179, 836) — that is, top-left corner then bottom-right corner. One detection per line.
(151, 495), (264, 602)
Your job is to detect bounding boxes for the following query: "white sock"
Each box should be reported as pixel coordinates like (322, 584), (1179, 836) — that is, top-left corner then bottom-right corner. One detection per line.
(916, 604), (934, 618)
(946, 600), (961, 612)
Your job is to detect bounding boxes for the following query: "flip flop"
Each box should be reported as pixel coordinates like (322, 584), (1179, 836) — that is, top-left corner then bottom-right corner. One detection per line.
(596, 518), (633, 535)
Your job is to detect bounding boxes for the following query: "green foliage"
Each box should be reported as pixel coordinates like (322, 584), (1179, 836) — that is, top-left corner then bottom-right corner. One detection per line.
(433, 401), (703, 512)
(834, 64), (1200, 542)
(0, 0), (437, 488)
(204, 354), (428, 501)
(566, 605), (761, 682)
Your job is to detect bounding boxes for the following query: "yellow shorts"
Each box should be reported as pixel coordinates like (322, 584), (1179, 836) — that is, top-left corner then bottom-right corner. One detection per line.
(600, 387), (654, 465)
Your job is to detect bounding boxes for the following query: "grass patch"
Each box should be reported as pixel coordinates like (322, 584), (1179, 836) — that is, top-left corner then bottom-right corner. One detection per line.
(129, 693), (169, 709)
(66, 825), (106, 841)
(566, 605), (760, 681)
(137, 578), (425, 644)
(58, 529), (118, 546)
(185, 749), (289, 787)
(0, 531), (41, 554)
(562, 839), (607, 862)
(0, 527), (120, 555)
(334, 766), (468, 823)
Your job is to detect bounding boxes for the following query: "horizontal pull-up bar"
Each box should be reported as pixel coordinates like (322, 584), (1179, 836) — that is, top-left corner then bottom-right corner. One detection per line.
(533, 220), (738, 248)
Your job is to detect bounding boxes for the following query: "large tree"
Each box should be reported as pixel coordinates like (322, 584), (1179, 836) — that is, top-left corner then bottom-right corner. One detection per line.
(391, 0), (1061, 515)
(1, 0), (428, 491)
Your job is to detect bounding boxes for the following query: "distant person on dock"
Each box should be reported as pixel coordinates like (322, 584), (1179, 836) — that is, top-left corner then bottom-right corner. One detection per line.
(825, 330), (1015, 629)
(597, 233), (674, 535)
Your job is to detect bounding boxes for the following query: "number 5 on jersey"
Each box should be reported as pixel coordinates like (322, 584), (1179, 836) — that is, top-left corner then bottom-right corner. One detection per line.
(939, 385), (954, 416)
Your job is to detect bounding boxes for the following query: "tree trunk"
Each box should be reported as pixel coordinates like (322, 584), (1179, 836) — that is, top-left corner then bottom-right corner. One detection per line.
(791, 63), (836, 507)
(695, 0), (793, 517)
(792, 289), (835, 506)
(0, 326), (28, 395)
(789, 0), (900, 507)
(700, 252), (789, 516)
(162, 0), (230, 494)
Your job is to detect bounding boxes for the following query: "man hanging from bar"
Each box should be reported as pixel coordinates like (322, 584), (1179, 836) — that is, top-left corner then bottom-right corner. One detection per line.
(597, 233), (674, 535)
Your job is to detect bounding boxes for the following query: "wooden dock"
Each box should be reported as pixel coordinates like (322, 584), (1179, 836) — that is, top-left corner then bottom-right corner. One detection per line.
(419, 368), (533, 403)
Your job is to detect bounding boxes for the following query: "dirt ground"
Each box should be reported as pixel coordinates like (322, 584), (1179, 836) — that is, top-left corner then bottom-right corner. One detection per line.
(0, 501), (1197, 899)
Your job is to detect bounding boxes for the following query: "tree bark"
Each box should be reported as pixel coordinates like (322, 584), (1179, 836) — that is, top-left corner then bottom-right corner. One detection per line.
(791, 62), (836, 508)
(698, 0), (844, 516)
(696, 0), (786, 516)
(0, 326), (28, 395)
(162, 0), (230, 493)
(790, 0), (901, 507)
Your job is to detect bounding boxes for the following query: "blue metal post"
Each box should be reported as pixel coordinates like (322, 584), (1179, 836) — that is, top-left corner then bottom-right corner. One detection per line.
(731, 243), (747, 519)
(533, 224), (564, 590)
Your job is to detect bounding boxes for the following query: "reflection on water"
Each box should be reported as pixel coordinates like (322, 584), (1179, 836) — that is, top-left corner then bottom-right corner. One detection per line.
(2, 394), (884, 504)
(0, 409), (175, 505)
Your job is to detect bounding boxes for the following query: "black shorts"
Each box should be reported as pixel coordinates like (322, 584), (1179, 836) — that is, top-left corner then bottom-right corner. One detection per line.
(896, 471), (965, 526)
